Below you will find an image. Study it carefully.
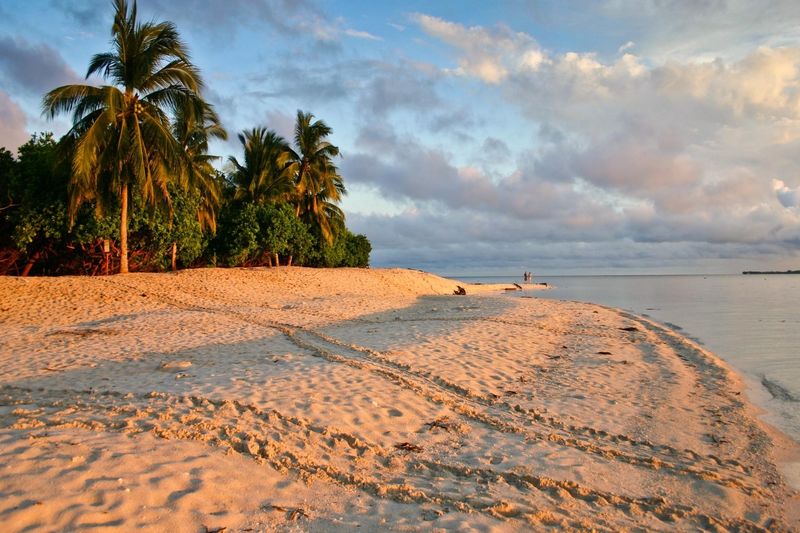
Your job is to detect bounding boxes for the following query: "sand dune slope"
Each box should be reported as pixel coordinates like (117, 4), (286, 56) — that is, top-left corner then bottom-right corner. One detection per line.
(0, 267), (796, 531)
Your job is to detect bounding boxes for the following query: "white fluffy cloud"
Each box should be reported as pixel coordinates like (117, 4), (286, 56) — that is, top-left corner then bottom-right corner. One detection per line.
(413, 14), (548, 84)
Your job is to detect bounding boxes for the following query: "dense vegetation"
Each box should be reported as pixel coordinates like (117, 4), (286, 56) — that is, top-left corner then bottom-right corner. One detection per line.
(0, 0), (369, 276)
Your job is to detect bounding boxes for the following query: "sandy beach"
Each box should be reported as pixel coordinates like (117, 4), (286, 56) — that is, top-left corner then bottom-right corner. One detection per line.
(0, 267), (797, 532)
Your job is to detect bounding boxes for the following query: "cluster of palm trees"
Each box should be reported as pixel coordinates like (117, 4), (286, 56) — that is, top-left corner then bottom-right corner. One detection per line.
(42, 0), (346, 273)
(229, 112), (346, 245)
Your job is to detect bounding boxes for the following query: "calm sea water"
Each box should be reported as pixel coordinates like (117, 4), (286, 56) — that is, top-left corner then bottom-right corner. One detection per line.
(454, 274), (800, 444)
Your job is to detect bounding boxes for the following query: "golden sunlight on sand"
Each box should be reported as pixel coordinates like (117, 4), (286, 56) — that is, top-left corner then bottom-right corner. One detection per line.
(0, 268), (797, 531)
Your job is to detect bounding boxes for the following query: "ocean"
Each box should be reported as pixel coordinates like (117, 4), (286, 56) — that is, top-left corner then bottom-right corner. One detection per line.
(453, 274), (800, 445)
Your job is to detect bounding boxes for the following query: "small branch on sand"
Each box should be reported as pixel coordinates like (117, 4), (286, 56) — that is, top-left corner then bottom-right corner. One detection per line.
(453, 286), (466, 295)
(268, 505), (309, 521)
(289, 508), (309, 521)
(394, 442), (423, 453)
(424, 417), (455, 432)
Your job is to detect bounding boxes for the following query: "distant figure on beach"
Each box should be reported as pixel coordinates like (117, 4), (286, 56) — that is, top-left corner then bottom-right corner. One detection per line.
(523, 271), (532, 283)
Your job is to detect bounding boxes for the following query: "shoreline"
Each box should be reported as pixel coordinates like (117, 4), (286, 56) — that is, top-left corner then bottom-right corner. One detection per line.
(0, 267), (797, 530)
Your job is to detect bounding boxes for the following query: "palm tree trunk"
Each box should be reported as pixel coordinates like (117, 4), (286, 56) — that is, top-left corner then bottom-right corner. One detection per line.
(288, 255), (293, 266)
(274, 253), (279, 267)
(171, 241), (177, 271)
(119, 183), (129, 274)
(21, 250), (41, 277)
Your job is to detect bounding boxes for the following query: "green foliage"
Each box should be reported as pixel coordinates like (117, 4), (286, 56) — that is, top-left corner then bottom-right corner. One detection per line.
(11, 203), (68, 254)
(343, 232), (371, 267)
(309, 229), (371, 268)
(7, 134), (70, 253)
(121, 185), (205, 270)
(0, 130), (371, 275)
(215, 201), (261, 266)
(213, 202), (315, 266)
(0, 147), (19, 207)
(260, 204), (314, 262)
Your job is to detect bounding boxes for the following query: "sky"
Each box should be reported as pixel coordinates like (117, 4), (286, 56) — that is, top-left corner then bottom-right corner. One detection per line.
(2, 0), (800, 275)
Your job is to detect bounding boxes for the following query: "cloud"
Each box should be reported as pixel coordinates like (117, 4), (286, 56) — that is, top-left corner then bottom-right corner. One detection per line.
(356, 61), (441, 116)
(774, 179), (800, 208)
(249, 60), (376, 104)
(0, 91), (28, 153)
(481, 137), (512, 160)
(595, 0), (800, 61)
(53, 0), (344, 46)
(344, 28), (381, 41)
(413, 13), (548, 84)
(0, 36), (81, 92)
(348, 206), (800, 274)
(264, 109), (296, 140)
(344, 124), (611, 222)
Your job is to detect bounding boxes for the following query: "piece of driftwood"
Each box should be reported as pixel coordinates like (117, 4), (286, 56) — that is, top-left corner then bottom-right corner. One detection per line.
(424, 417), (454, 432)
(394, 442), (423, 453)
(513, 283), (522, 289)
(289, 509), (309, 521)
(619, 326), (639, 332)
(453, 286), (466, 295)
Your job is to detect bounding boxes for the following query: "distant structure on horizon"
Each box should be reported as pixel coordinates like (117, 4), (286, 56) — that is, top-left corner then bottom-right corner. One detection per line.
(742, 269), (800, 275)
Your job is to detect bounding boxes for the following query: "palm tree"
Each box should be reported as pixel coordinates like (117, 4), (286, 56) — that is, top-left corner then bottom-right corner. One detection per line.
(289, 110), (346, 243)
(170, 101), (227, 270)
(173, 101), (227, 233)
(229, 128), (295, 205)
(42, 0), (205, 273)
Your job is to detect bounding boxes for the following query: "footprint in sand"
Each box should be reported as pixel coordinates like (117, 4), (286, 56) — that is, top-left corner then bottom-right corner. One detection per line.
(387, 408), (403, 417)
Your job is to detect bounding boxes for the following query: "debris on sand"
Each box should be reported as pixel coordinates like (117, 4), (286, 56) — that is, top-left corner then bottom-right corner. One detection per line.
(394, 442), (423, 453)
(159, 360), (192, 370)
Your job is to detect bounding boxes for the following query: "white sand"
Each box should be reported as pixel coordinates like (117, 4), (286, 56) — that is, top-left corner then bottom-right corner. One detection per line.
(0, 267), (797, 531)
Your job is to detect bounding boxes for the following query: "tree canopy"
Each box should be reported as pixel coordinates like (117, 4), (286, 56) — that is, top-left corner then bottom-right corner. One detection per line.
(0, 0), (372, 276)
